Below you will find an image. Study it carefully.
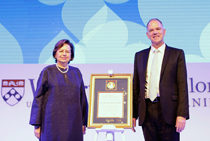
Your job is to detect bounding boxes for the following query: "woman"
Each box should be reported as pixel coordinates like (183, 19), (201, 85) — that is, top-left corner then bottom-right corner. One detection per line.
(29, 39), (88, 141)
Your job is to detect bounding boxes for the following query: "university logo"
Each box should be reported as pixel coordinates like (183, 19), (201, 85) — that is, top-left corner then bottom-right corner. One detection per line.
(1, 79), (25, 106)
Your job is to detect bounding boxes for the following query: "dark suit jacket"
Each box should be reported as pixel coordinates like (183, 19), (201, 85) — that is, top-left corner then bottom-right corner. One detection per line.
(133, 45), (189, 126)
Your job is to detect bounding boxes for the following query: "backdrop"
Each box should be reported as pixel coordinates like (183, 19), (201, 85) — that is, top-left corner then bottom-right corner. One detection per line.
(0, 63), (210, 141)
(0, 0), (210, 64)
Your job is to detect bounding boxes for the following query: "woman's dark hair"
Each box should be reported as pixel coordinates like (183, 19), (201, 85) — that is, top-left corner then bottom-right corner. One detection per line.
(53, 39), (75, 63)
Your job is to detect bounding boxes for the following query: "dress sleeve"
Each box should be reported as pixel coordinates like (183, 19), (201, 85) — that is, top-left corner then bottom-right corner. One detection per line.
(79, 70), (88, 126)
(29, 68), (48, 126)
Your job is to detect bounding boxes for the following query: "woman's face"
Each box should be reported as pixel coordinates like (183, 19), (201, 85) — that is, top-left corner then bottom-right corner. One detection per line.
(55, 43), (71, 65)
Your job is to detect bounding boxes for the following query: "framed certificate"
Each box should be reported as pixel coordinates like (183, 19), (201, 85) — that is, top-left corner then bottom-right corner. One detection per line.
(88, 74), (133, 128)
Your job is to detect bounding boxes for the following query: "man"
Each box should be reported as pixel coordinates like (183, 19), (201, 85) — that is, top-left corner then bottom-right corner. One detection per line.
(132, 18), (189, 141)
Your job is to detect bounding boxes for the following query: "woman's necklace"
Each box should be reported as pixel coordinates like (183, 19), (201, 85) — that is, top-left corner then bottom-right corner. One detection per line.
(56, 64), (69, 73)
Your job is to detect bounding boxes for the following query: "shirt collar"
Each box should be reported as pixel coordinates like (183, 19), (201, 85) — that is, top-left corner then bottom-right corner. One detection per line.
(151, 43), (166, 53)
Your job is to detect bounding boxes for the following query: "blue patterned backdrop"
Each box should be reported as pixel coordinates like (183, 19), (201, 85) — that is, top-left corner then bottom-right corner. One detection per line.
(0, 0), (210, 64)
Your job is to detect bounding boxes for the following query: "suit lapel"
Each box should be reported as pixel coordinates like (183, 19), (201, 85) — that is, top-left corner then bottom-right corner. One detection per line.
(142, 48), (150, 78)
(160, 45), (170, 81)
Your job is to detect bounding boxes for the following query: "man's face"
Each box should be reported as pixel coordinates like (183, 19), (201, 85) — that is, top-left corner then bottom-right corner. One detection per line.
(146, 20), (166, 47)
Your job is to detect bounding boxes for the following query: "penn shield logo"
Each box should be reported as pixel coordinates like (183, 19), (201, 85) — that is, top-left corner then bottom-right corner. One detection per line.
(1, 80), (25, 106)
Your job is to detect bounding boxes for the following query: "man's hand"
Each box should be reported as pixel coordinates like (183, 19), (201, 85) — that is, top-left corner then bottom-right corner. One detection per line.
(132, 118), (136, 132)
(175, 116), (186, 133)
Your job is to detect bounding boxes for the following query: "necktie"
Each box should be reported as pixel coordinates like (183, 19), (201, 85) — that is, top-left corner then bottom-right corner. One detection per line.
(149, 49), (159, 101)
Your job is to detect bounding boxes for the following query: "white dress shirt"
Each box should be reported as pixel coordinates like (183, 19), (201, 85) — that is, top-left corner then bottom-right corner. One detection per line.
(145, 44), (166, 98)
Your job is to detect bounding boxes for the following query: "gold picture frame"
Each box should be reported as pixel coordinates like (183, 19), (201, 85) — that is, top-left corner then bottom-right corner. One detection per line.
(88, 74), (133, 128)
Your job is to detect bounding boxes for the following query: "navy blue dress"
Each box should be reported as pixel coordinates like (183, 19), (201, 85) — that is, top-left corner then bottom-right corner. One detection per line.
(29, 65), (88, 141)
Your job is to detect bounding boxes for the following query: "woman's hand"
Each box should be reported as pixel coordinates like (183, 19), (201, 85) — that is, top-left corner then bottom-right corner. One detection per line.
(34, 127), (41, 139)
(82, 126), (86, 134)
